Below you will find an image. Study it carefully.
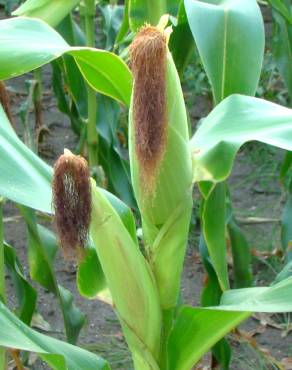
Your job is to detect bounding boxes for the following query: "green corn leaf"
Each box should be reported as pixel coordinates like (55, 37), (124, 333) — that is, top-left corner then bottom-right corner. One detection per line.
(228, 218), (253, 288)
(129, 0), (179, 31)
(56, 14), (86, 47)
(168, 276), (292, 369)
(0, 17), (68, 77)
(169, 1), (194, 76)
(219, 276), (292, 312)
(19, 207), (85, 344)
(212, 338), (231, 370)
(77, 246), (106, 299)
(226, 197), (253, 288)
(58, 285), (86, 345)
(0, 104), (52, 214)
(0, 17), (132, 106)
(51, 59), (85, 136)
(55, 15), (88, 120)
(191, 94), (292, 183)
(184, 0), (265, 104)
(99, 4), (125, 50)
(115, 0), (130, 44)
(71, 49), (132, 106)
(60, 53), (88, 120)
(97, 95), (136, 209)
(200, 182), (229, 291)
(167, 306), (249, 370)
(4, 242), (37, 325)
(268, 0), (292, 24)
(280, 151), (292, 180)
(20, 208), (57, 292)
(273, 260), (292, 284)
(13, 0), (81, 28)
(0, 301), (110, 370)
(199, 236), (222, 307)
(199, 236), (231, 370)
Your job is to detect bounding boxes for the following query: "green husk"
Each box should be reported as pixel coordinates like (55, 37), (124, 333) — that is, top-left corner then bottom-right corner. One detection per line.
(90, 181), (161, 369)
(129, 27), (193, 310)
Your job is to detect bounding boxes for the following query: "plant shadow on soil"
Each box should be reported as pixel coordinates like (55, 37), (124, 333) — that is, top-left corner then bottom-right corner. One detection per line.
(3, 9), (292, 370)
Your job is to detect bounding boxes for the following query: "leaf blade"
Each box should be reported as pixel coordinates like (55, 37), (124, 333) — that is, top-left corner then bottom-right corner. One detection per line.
(0, 17), (132, 106)
(0, 301), (110, 370)
(191, 95), (292, 183)
(168, 306), (249, 370)
(185, 0), (265, 104)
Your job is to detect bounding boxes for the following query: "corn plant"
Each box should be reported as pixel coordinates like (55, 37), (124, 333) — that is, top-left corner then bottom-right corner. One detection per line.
(1, 1), (292, 369)
(270, 0), (292, 265)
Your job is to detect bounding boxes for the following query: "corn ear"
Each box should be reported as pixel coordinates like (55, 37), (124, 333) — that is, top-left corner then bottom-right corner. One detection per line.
(13, 0), (80, 28)
(129, 26), (193, 310)
(90, 180), (161, 369)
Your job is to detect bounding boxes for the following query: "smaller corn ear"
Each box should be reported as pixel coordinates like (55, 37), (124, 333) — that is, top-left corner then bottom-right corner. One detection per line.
(90, 181), (162, 369)
(53, 151), (162, 369)
(129, 26), (193, 310)
(13, 0), (80, 28)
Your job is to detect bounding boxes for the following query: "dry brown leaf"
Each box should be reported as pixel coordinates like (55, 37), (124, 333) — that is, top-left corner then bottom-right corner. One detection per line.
(251, 247), (282, 258)
(281, 357), (292, 369)
(31, 313), (51, 332)
(239, 325), (266, 339)
(232, 329), (286, 370)
(253, 312), (292, 337)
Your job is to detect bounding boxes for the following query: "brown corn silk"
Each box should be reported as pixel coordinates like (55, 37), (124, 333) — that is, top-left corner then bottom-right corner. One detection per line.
(129, 26), (167, 193)
(52, 151), (91, 260)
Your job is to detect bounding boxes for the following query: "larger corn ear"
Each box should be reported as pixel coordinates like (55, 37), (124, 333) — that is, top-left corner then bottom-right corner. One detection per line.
(129, 26), (193, 310)
(90, 181), (161, 369)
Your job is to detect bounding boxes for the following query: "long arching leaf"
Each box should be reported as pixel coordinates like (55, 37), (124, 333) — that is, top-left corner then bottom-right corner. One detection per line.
(191, 95), (292, 183)
(0, 104), (52, 213)
(185, 0), (264, 104)
(0, 17), (132, 106)
(168, 277), (292, 370)
(0, 301), (110, 370)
